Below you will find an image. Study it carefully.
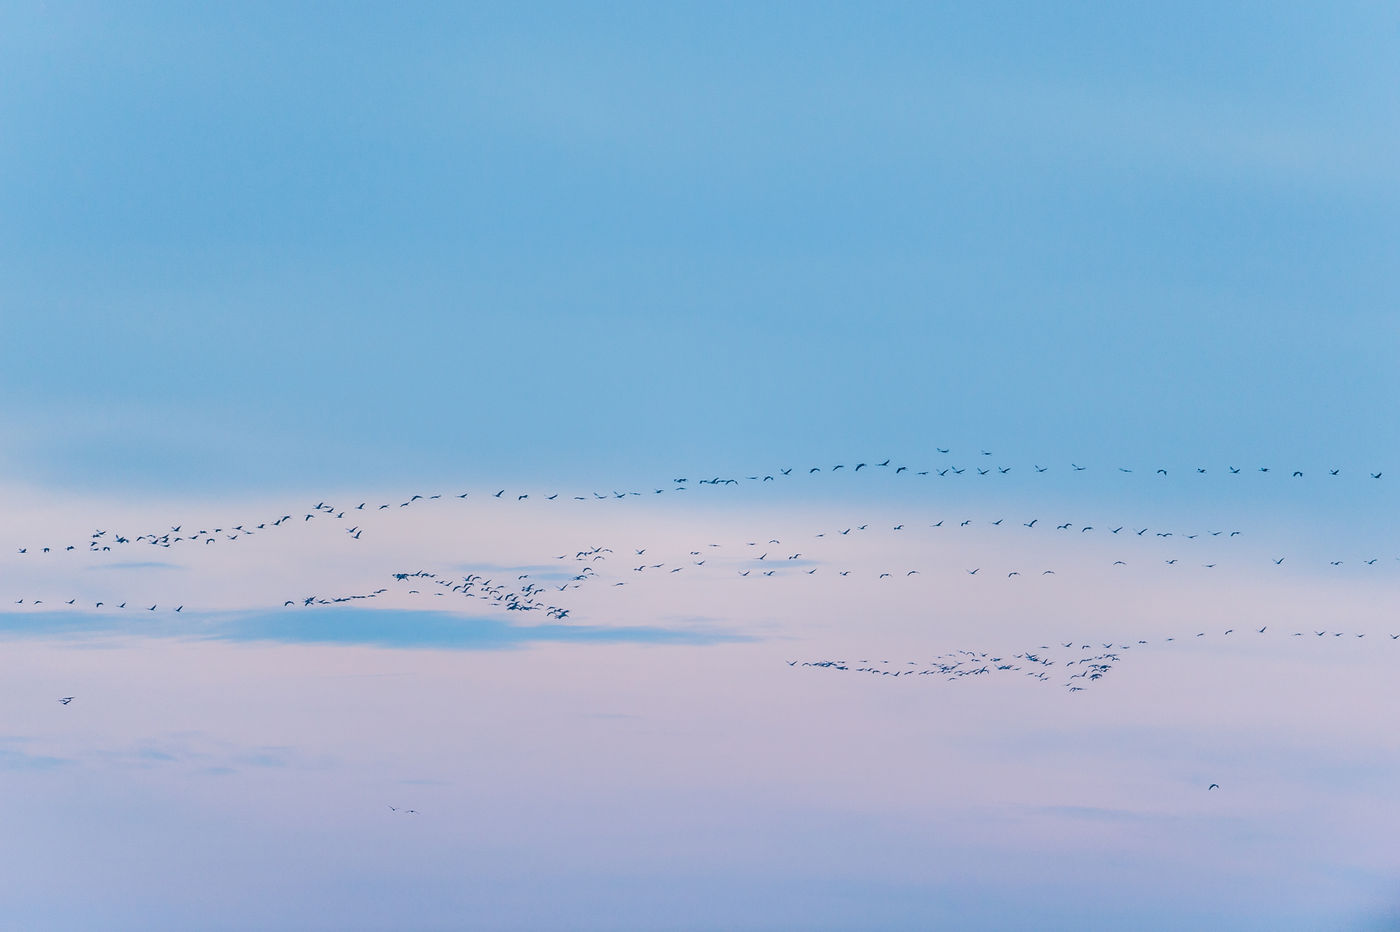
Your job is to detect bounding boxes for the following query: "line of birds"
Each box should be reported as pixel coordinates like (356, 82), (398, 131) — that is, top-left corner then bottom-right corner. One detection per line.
(8, 453), (1391, 559)
(733, 556), (1400, 578)
(10, 598), (184, 612)
(14, 507), (347, 557)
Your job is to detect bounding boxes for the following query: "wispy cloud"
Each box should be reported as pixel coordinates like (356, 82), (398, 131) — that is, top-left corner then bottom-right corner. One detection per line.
(211, 608), (752, 650)
(0, 608), (751, 651)
(0, 746), (73, 771)
(89, 561), (183, 571)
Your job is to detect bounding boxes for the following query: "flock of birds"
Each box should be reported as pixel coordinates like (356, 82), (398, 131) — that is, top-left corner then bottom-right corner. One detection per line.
(9, 451), (1395, 715)
(790, 646), (1122, 691)
(7, 452), (1392, 561)
(12, 512), (1400, 619)
(7, 468), (1398, 617)
(24, 450), (1394, 808)
(790, 621), (1400, 694)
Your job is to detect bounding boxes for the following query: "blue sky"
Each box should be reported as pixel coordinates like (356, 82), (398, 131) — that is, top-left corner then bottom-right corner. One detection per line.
(2, 2), (1396, 494)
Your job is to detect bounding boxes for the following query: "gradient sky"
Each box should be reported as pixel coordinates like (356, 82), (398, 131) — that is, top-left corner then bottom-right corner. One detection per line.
(3, 3), (1399, 930)
(3, 1), (1397, 492)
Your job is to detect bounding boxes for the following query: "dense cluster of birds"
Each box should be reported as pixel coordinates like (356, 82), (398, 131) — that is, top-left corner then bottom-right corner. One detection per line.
(377, 570), (572, 619)
(791, 623), (1400, 693)
(790, 646), (1122, 691)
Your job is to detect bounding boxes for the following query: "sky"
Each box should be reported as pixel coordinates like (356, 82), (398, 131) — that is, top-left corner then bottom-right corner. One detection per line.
(2, 3), (1399, 930)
